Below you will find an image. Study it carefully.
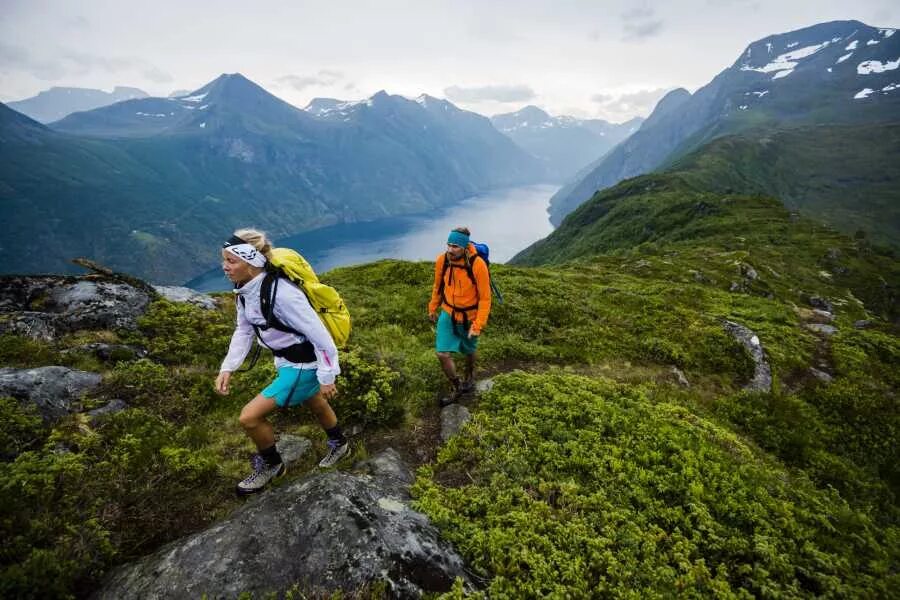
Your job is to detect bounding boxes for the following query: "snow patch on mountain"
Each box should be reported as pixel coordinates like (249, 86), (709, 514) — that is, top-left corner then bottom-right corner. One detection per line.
(883, 82), (900, 92)
(741, 41), (832, 80)
(881, 29), (896, 38)
(866, 39), (880, 46)
(858, 57), (900, 75)
(853, 88), (875, 99)
(845, 40), (859, 51)
(179, 93), (208, 103)
(837, 53), (853, 64)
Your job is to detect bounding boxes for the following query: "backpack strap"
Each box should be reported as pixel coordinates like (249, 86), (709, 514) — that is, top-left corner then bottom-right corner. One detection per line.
(438, 252), (484, 333)
(236, 274), (317, 365)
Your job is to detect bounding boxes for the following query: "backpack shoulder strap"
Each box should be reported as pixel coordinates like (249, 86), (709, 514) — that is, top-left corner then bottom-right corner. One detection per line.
(259, 272), (299, 335)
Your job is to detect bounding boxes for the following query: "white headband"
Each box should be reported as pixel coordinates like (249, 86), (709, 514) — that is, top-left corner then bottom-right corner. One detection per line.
(225, 243), (267, 268)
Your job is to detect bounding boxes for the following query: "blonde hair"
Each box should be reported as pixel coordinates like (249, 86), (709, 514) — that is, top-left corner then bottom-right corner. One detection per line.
(233, 228), (274, 261)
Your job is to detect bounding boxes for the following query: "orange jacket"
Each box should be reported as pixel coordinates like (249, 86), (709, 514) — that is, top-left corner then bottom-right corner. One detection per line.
(428, 244), (492, 334)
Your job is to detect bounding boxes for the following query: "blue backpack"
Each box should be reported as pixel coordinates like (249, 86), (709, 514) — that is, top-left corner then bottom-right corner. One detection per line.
(441, 242), (504, 304)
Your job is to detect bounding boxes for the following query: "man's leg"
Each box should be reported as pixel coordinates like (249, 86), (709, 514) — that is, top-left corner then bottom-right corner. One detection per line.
(437, 351), (460, 384)
(460, 351), (477, 393)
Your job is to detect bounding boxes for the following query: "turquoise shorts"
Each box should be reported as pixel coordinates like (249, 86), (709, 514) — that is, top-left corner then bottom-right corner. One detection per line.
(262, 367), (321, 408)
(435, 310), (479, 355)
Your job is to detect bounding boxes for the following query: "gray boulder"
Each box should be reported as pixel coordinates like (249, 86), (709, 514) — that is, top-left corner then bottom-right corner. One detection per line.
(805, 323), (838, 337)
(0, 366), (102, 422)
(0, 276), (152, 340)
(153, 286), (217, 310)
(671, 367), (690, 388)
(440, 404), (472, 443)
(277, 433), (312, 466)
(723, 321), (772, 393)
(92, 449), (470, 599)
(87, 399), (129, 422)
(61, 343), (148, 362)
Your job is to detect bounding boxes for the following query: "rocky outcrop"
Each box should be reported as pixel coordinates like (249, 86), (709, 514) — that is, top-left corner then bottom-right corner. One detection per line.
(153, 286), (217, 310)
(92, 449), (470, 599)
(0, 275), (152, 340)
(0, 366), (102, 422)
(723, 320), (772, 393)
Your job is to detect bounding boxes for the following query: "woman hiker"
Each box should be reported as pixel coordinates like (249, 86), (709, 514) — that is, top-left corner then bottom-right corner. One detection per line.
(428, 227), (492, 407)
(215, 229), (350, 495)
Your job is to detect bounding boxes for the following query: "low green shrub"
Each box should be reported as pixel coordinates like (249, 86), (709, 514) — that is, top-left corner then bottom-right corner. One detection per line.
(0, 396), (45, 458)
(414, 372), (897, 598)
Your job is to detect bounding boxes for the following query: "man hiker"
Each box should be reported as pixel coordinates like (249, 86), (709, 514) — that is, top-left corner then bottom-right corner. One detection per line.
(428, 227), (492, 407)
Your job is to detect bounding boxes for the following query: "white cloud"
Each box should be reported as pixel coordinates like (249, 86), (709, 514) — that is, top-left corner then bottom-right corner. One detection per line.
(444, 84), (536, 104)
(591, 88), (673, 121)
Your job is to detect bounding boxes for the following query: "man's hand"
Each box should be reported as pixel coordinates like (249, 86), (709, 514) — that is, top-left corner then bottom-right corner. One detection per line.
(468, 327), (479, 339)
(215, 371), (232, 395)
(320, 383), (338, 400)
(429, 312), (437, 324)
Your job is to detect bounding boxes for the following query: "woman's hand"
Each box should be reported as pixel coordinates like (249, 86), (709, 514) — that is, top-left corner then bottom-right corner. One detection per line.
(320, 383), (338, 401)
(215, 371), (232, 395)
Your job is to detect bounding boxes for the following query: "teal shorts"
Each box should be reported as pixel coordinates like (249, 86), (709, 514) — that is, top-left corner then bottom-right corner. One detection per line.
(435, 310), (479, 355)
(262, 367), (321, 408)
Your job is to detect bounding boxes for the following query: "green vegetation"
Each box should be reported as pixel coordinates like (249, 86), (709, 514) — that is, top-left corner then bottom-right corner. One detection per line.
(414, 372), (897, 598)
(1, 150), (898, 596)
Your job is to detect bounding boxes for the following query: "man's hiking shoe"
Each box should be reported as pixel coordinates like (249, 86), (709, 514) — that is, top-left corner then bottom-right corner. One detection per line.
(439, 389), (461, 408)
(236, 454), (285, 496)
(459, 379), (475, 395)
(318, 439), (350, 468)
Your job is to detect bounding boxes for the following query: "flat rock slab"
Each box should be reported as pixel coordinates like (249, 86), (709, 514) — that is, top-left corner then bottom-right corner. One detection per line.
(0, 366), (102, 422)
(92, 449), (470, 599)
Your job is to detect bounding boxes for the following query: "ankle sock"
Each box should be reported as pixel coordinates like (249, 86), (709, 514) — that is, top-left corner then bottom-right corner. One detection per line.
(325, 425), (347, 445)
(259, 444), (282, 467)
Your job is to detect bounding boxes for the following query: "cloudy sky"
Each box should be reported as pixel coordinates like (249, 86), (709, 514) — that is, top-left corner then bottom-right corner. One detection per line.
(1, 0), (896, 122)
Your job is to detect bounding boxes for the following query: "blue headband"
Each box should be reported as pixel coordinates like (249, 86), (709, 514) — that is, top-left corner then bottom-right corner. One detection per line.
(447, 231), (469, 247)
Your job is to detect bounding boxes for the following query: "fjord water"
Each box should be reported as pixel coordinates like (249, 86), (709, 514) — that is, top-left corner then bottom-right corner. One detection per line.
(186, 184), (559, 292)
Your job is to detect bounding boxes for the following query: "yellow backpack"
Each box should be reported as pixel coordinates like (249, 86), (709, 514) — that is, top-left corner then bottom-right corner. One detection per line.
(263, 247), (352, 347)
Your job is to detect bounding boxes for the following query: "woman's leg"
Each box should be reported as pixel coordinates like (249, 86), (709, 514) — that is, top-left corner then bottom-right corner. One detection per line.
(239, 394), (278, 450)
(306, 391), (350, 467)
(305, 391), (337, 429)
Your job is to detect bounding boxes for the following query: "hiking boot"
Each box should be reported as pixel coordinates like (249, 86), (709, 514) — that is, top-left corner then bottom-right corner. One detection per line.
(318, 439), (350, 468)
(439, 388), (462, 408)
(459, 379), (475, 394)
(236, 454), (285, 496)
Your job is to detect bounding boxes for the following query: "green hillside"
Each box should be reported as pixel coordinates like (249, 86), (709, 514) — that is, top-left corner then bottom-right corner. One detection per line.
(2, 109), (899, 596)
(664, 122), (900, 248)
(2, 197), (898, 597)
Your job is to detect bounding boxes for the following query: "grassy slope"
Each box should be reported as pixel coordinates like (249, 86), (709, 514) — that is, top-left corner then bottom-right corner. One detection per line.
(1, 129), (899, 595)
(2, 243), (898, 597)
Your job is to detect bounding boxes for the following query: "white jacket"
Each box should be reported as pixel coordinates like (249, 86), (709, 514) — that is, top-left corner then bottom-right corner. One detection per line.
(219, 273), (340, 385)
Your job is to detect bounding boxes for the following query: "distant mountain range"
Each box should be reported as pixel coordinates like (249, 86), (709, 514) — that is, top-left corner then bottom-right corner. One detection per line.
(0, 74), (543, 283)
(549, 20), (900, 228)
(7, 86), (149, 123)
(490, 106), (642, 182)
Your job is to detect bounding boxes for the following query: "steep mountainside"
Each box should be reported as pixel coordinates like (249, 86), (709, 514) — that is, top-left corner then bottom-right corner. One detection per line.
(0, 75), (543, 283)
(516, 122), (900, 282)
(7, 86), (148, 123)
(549, 20), (900, 224)
(491, 105), (642, 181)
